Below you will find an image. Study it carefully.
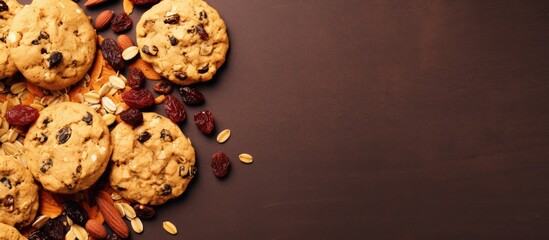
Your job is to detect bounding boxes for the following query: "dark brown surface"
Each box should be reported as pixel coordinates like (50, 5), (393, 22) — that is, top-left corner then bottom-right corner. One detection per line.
(18, 0), (549, 239)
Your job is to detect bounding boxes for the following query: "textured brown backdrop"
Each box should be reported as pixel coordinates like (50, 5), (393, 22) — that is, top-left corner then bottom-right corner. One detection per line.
(17, 0), (549, 239)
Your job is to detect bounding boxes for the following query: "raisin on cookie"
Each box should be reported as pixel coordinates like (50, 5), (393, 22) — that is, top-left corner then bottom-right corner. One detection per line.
(0, 0), (22, 80)
(8, 0), (96, 90)
(0, 155), (39, 229)
(110, 113), (196, 205)
(136, 0), (229, 85)
(23, 102), (112, 194)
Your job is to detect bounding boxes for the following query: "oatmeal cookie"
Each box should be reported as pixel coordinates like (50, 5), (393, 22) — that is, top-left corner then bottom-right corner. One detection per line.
(0, 155), (39, 229)
(8, 0), (96, 90)
(0, 223), (26, 240)
(0, 0), (22, 79)
(110, 112), (196, 205)
(136, 0), (229, 85)
(23, 102), (111, 194)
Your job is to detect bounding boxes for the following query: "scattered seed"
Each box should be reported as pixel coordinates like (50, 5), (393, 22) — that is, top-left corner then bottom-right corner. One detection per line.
(122, 46), (139, 60)
(66, 216), (74, 226)
(114, 202), (126, 217)
(10, 82), (26, 94)
(131, 217), (143, 233)
(102, 113), (116, 126)
(71, 224), (88, 240)
(239, 153), (254, 164)
(65, 228), (77, 240)
(83, 92), (100, 104)
(121, 203), (136, 219)
(31, 215), (50, 229)
(101, 97), (116, 113)
(163, 221), (177, 235)
(109, 75), (126, 90)
(98, 83), (112, 97)
(111, 192), (123, 201)
(216, 129), (231, 143)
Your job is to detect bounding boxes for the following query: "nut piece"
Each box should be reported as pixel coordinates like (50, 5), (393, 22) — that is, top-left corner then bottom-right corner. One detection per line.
(131, 217), (143, 233)
(239, 153), (254, 164)
(123, 0), (134, 14)
(85, 219), (107, 239)
(31, 215), (50, 229)
(84, 0), (107, 6)
(94, 10), (114, 30)
(216, 129), (231, 143)
(121, 203), (136, 219)
(122, 46), (139, 60)
(96, 191), (130, 238)
(163, 221), (177, 235)
(117, 34), (134, 50)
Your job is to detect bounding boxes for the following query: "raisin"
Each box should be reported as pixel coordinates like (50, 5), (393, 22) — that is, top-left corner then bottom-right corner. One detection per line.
(27, 231), (49, 240)
(43, 218), (65, 240)
(43, 117), (52, 127)
(179, 166), (187, 178)
(137, 131), (151, 143)
(106, 233), (122, 240)
(120, 108), (143, 127)
(0, 1), (8, 12)
(127, 67), (145, 89)
(164, 14), (180, 24)
(39, 31), (49, 40)
(56, 126), (72, 144)
(196, 24), (209, 40)
(32, 39), (40, 45)
(37, 133), (48, 143)
(122, 89), (155, 109)
(160, 129), (173, 142)
(159, 184), (172, 196)
(2, 195), (14, 208)
(40, 159), (53, 173)
(63, 201), (89, 226)
(199, 11), (208, 21)
(211, 151), (230, 177)
(5, 105), (39, 127)
(1, 177), (11, 189)
(174, 70), (187, 80)
(179, 87), (205, 105)
(128, 0), (160, 5)
(82, 112), (93, 125)
(111, 13), (132, 33)
(164, 95), (186, 123)
(142, 45), (158, 56)
(194, 110), (215, 134)
(198, 65), (209, 74)
(48, 51), (63, 69)
(100, 38), (124, 71)
(153, 80), (173, 94)
(134, 204), (155, 219)
(169, 35), (178, 46)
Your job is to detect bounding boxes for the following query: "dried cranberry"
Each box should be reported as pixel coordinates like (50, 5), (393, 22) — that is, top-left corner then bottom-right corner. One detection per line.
(122, 89), (155, 109)
(127, 67), (145, 89)
(196, 24), (209, 40)
(120, 108), (143, 127)
(128, 0), (159, 5)
(153, 80), (173, 94)
(111, 13), (132, 33)
(63, 201), (89, 226)
(100, 38), (124, 71)
(6, 105), (39, 127)
(211, 151), (230, 177)
(164, 95), (186, 123)
(194, 110), (215, 134)
(179, 87), (205, 105)
(43, 218), (65, 240)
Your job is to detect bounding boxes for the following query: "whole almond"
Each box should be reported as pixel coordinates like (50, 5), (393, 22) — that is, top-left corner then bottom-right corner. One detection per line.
(85, 219), (107, 239)
(117, 34), (134, 50)
(84, 0), (107, 7)
(96, 191), (129, 239)
(95, 10), (114, 30)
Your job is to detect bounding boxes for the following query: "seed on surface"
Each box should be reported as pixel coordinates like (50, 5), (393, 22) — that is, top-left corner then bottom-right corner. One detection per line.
(216, 129), (231, 143)
(10, 82), (26, 94)
(239, 153), (254, 164)
(131, 217), (143, 233)
(122, 46), (139, 60)
(72, 224), (89, 240)
(31, 215), (50, 229)
(98, 83), (112, 97)
(102, 113), (116, 126)
(83, 92), (100, 104)
(102, 97), (117, 113)
(109, 75), (126, 90)
(121, 203), (136, 219)
(111, 192), (123, 201)
(163, 221), (177, 235)
(114, 203), (126, 217)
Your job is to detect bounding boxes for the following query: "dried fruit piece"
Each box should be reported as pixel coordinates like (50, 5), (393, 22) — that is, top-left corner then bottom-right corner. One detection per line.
(94, 10), (114, 30)
(63, 201), (89, 226)
(48, 51), (63, 68)
(28, 231), (49, 240)
(216, 129), (231, 143)
(43, 218), (65, 240)
(211, 151), (230, 177)
(127, 67), (145, 89)
(39, 190), (63, 218)
(129, 0), (159, 5)
(239, 153), (254, 164)
(164, 13), (179, 24)
(196, 24), (209, 40)
(137, 131), (151, 143)
(162, 221), (177, 235)
(111, 13), (132, 33)
(141, 45), (158, 56)
(133, 204), (155, 219)
(168, 35), (178, 46)
(6, 104), (39, 127)
(106, 233), (122, 240)
(179, 87), (205, 105)
(152, 80), (173, 94)
(164, 95), (186, 123)
(129, 59), (162, 80)
(0, 1), (8, 12)
(194, 110), (215, 134)
(120, 108), (143, 126)
(82, 112), (93, 125)
(56, 126), (72, 144)
(100, 38), (124, 71)
(122, 89), (155, 109)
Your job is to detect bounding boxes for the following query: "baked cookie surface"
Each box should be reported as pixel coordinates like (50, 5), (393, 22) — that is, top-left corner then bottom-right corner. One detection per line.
(0, 155), (39, 229)
(8, 0), (96, 90)
(23, 102), (111, 194)
(0, 223), (26, 240)
(136, 0), (229, 85)
(0, 0), (22, 79)
(110, 112), (196, 205)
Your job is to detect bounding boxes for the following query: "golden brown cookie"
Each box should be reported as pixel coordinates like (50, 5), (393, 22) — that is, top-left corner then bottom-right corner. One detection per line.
(0, 0), (22, 79)
(136, 0), (229, 85)
(0, 223), (26, 240)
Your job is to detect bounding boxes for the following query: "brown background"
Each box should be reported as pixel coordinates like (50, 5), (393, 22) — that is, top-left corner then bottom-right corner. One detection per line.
(19, 0), (549, 239)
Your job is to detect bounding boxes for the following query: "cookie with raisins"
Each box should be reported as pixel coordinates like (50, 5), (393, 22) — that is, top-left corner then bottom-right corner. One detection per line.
(0, 223), (26, 240)
(136, 0), (229, 85)
(0, 156), (39, 229)
(23, 102), (112, 194)
(8, 0), (96, 90)
(0, 0), (22, 80)
(109, 113), (196, 205)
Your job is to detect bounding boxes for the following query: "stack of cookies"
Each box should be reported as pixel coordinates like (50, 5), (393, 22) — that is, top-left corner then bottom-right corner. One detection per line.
(0, 0), (229, 238)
